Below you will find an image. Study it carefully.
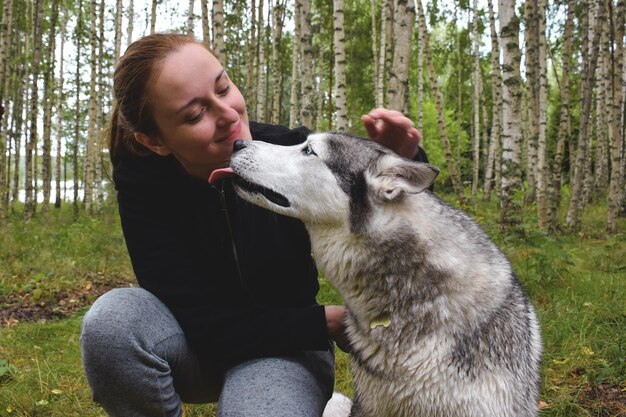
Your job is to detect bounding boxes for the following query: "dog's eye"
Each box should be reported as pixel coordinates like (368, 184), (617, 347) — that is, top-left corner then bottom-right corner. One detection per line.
(303, 144), (317, 156)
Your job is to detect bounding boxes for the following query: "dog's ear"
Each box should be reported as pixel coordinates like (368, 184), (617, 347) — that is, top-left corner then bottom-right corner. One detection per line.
(368, 153), (439, 202)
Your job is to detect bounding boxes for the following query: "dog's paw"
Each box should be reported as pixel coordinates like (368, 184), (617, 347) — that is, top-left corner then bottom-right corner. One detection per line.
(322, 392), (352, 417)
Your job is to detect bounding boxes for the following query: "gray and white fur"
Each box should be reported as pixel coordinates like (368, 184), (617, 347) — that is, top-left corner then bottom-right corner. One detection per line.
(229, 133), (542, 417)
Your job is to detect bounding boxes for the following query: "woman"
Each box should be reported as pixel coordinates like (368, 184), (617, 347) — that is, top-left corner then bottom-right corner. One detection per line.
(80, 33), (426, 417)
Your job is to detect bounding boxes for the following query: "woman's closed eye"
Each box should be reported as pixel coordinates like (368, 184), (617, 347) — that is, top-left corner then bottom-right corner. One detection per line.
(217, 85), (231, 97)
(188, 107), (206, 124)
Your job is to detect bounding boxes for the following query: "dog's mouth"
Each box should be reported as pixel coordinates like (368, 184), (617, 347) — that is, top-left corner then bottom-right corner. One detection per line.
(233, 177), (291, 208)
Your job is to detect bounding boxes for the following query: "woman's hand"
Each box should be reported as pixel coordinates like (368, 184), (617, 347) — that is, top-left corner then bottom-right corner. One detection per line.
(324, 305), (352, 353)
(361, 108), (422, 159)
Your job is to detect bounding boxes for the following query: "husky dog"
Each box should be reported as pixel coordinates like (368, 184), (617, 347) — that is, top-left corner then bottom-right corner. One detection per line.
(226, 133), (542, 417)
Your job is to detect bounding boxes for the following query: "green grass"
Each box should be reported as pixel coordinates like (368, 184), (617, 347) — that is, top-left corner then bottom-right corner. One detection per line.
(0, 197), (624, 416)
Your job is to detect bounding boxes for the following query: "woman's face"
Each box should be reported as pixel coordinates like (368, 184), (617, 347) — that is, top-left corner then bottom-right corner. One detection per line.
(138, 43), (252, 180)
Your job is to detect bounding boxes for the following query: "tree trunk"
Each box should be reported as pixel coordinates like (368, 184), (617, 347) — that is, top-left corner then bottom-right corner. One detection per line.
(55, 2), (67, 209)
(549, 0), (575, 229)
(387, 0), (414, 114)
(498, 0), (524, 232)
(127, 0), (134, 46)
(608, 0), (625, 233)
(471, 0), (481, 198)
(114, 0), (123, 62)
(25, 0), (44, 220)
(483, 0), (502, 201)
(371, 0), (380, 108)
(416, 1), (424, 132)
(0, 0), (14, 218)
(536, 0), (549, 227)
(150, 0), (157, 33)
(271, 1), (285, 125)
(378, 0), (393, 108)
(201, 0), (210, 46)
(84, 0), (98, 214)
(74, 0), (83, 220)
(256, 0), (267, 122)
(246, 0), (257, 118)
(41, 0), (60, 214)
(334, 0), (348, 130)
(524, 0), (539, 203)
(187, 0), (195, 35)
(289, 0), (301, 127)
(212, 0), (225, 61)
(299, 0), (314, 128)
(566, 0), (605, 231)
(595, 7), (610, 190)
(417, 0), (466, 204)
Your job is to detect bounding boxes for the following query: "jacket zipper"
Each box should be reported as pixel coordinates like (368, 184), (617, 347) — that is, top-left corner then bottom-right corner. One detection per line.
(216, 180), (256, 304)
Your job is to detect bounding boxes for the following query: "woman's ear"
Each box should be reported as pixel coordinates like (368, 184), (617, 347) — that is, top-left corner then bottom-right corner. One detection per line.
(134, 132), (172, 156)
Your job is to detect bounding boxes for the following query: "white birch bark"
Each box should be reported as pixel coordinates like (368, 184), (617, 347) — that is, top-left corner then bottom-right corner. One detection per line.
(299, 0), (314, 128)
(289, 0), (301, 127)
(536, 0), (549, 227)
(212, 0), (225, 61)
(498, 0), (524, 231)
(387, 0), (414, 114)
(566, 0), (605, 231)
(471, 0), (481, 197)
(25, 0), (44, 220)
(334, 0), (348, 131)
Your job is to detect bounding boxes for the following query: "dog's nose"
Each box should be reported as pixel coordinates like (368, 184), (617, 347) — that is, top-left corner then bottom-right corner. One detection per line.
(233, 140), (247, 153)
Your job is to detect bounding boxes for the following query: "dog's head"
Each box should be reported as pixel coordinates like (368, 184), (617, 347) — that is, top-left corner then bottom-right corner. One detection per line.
(229, 132), (439, 233)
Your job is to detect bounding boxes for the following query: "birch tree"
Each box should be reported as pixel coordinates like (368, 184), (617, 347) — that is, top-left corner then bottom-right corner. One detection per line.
(549, 0), (575, 228)
(498, 0), (524, 231)
(566, 0), (605, 231)
(299, 0), (315, 128)
(127, 0), (134, 46)
(387, 0), (414, 114)
(417, 0), (466, 204)
(483, 0), (502, 201)
(334, 0), (348, 130)
(150, 0), (157, 34)
(55, 2), (67, 209)
(524, 0), (539, 202)
(289, 0), (301, 127)
(114, 0), (123, 62)
(25, 0), (44, 220)
(371, 0), (379, 108)
(471, 0), (481, 197)
(41, 0), (60, 214)
(608, 0), (625, 233)
(536, 0), (549, 227)
(256, 0), (267, 122)
(271, 1), (286, 125)
(74, 0), (83, 220)
(0, 0), (14, 218)
(201, 0), (210, 46)
(84, 0), (99, 213)
(212, 0), (225, 61)
(378, 0), (393, 108)
(187, 0), (195, 35)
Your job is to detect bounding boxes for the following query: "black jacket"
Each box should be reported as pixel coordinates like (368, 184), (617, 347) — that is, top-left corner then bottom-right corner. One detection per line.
(114, 122), (329, 372)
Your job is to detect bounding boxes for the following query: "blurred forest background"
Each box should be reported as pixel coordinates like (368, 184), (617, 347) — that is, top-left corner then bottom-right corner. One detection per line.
(0, 0), (624, 233)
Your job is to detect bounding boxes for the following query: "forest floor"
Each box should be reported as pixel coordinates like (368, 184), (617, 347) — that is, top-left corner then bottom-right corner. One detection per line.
(0, 196), (624, 417)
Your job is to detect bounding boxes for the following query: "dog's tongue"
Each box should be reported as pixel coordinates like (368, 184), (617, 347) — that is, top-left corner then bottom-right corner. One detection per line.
(208, 167), (235, 185)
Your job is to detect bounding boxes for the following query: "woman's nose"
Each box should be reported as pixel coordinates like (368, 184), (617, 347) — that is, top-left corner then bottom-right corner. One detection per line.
(214, 101), (238, 127)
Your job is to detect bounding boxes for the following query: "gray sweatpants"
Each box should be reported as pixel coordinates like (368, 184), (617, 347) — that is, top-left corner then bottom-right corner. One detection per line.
(80, 287), (335, 417)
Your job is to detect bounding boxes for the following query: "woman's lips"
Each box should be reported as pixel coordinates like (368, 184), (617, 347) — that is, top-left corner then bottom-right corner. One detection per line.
(217, 123), (242, 143)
